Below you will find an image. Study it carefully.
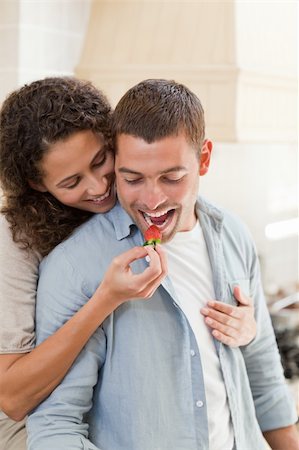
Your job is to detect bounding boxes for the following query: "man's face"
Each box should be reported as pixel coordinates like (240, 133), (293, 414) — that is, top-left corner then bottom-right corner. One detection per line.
(115, 132), (211, 243)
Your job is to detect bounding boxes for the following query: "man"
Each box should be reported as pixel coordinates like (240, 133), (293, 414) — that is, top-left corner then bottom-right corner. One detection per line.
(27, 79), (298, 450)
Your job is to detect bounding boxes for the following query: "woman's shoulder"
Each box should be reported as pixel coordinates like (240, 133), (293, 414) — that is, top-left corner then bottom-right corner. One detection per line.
(0, 214), (37, 354)
(0, 214), (42, 266)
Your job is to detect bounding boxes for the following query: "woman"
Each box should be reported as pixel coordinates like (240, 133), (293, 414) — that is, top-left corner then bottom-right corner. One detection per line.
(0, 77), (256, 450)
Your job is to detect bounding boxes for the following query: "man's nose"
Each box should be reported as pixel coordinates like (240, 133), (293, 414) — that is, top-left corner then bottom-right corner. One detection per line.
(142, 185), (167, 211)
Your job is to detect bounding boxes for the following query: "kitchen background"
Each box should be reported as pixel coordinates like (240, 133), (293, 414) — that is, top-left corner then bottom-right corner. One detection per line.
(0, 0), (298, 406)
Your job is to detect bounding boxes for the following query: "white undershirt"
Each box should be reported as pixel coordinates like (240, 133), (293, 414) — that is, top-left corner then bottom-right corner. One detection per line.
(163, 221), (234, 450)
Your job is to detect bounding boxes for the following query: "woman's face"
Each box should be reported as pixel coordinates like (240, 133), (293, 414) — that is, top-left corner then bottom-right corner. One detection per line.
(35, 130), (116, 213)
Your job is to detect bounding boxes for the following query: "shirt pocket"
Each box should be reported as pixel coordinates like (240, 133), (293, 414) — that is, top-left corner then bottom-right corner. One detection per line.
(227, 278), (250, 305)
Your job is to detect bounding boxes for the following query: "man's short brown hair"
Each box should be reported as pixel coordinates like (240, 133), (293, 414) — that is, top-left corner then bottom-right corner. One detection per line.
(113, 79), (205, 155)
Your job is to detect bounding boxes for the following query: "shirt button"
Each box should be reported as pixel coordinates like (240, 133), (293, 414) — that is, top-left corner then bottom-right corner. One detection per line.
(190, 349), (196, 357)
(196, 400), (204, 408)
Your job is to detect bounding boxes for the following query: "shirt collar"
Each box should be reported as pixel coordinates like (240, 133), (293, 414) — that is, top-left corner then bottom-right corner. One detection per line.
(107, 200), (137, 241)
(196, 196), (224, 233)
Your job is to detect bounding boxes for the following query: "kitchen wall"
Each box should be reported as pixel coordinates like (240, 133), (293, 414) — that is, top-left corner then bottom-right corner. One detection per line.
(0, 0), (91, 101)
(200, 142), (298, 292)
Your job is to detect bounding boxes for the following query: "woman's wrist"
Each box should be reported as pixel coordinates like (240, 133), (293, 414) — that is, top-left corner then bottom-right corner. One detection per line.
(93, 282), (124, 313)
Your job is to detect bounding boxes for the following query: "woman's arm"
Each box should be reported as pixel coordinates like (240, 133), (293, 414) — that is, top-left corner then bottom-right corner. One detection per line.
(0, 245), (167, 421)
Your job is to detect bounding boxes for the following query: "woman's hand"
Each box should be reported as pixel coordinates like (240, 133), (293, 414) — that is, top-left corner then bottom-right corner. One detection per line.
(200, 286), (256, 347)
(98, 244), (168, 307)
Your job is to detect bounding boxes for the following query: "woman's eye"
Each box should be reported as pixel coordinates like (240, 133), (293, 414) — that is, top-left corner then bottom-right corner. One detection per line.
(66, 178), (80, 189)
(93, 154), (107, 168)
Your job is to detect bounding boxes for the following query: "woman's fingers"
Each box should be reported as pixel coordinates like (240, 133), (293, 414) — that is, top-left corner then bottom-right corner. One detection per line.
(133, 245), (167, 297)
(110, 245), (167, 299)
(112, 246), (149, 269)
(154, 244), (168, 277)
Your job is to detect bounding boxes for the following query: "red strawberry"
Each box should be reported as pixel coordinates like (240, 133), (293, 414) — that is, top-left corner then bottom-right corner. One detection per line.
(143, 225), (162, 247)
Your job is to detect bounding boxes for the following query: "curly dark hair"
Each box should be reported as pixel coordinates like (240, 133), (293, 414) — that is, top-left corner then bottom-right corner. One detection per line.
(0, 77), (113, 256)
(113, 79), (205, 155)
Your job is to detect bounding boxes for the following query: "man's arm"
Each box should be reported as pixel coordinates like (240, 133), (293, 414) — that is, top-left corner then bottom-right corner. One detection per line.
(26, 247), (106, 450)
(263, 425), (299, 450)
(241, 243), (298, 442)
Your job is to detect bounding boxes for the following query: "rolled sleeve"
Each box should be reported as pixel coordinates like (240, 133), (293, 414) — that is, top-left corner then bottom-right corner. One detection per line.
(241, 248), (297, 431)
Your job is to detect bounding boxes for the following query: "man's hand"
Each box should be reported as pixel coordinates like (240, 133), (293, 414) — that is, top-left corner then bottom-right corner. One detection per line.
(200, 286), (257, 347)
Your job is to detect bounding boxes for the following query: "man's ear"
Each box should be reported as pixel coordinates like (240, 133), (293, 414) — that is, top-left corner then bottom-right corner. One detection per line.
(199, 139), (213, 176)
(28, 180), (48, 192)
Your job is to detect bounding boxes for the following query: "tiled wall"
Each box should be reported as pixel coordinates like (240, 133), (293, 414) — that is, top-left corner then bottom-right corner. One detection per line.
(0, 0), (91, 103)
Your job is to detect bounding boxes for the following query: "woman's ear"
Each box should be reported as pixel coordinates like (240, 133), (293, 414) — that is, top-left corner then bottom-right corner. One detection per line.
(199, 139), (213, 176)
(28, 180), (48, 192)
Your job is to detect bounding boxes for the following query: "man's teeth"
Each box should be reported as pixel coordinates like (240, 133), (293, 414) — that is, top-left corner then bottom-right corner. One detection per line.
(143, 209), (170, 226)
(144, 209), (169, 218)
(144, 215), (153, 226)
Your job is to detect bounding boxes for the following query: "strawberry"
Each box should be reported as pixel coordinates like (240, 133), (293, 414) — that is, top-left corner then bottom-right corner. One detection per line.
(143, 225), (162, 247)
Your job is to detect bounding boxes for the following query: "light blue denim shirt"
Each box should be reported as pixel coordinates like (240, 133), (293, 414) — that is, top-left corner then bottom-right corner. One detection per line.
(27, 198), (297, 450)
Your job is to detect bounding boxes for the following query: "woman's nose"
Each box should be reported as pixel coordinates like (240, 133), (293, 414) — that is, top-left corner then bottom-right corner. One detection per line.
(86, 174), (108, 196)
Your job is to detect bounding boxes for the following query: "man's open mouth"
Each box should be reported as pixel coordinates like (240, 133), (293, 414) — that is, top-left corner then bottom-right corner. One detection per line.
(140, 208), (175, 230)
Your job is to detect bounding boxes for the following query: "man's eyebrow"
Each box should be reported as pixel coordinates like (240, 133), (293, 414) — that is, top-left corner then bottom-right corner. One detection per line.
(56, 149), (104, 187)
(117, 166), (187, 175)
